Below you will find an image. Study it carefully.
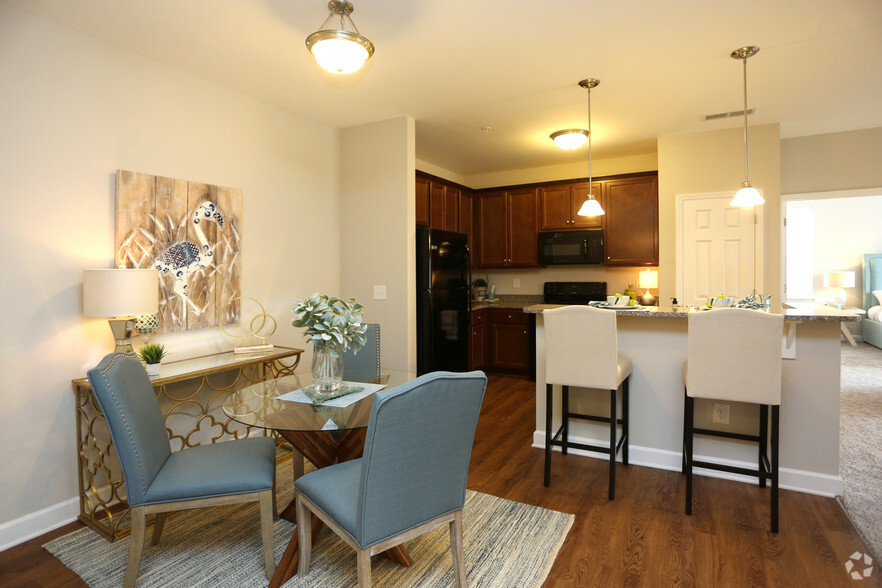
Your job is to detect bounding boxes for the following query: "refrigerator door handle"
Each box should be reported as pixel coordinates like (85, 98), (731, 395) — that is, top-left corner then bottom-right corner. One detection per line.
(464, 246), (472, 314)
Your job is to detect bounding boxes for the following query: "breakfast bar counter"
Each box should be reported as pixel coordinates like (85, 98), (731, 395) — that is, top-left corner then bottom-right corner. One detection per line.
(523, 303), (858, 497)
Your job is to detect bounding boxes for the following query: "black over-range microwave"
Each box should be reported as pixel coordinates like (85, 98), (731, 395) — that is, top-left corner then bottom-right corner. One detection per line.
(538, 229), (605, 266)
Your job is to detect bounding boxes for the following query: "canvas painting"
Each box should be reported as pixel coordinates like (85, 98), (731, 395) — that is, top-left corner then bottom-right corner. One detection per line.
(115, 170), (241, 332)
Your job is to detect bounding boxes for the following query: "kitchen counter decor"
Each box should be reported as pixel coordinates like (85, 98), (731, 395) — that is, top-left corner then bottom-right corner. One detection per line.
(292, 293), (368, 402)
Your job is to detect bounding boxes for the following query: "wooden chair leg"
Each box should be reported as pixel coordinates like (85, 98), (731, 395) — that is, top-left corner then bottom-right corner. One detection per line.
(449, 510), (467, 587)
(608, 387), (617, 500)
(544, 383), (553, 487)
(771, 405), (780, 533)
(124, 506), (147, 588)
(292, 448), (305, 481)
(356, 547), (372, 588)
(685, 395), (695, 515)
(151, 512), (167, 545)
(259, 490), (275, 580)
(296, 493), (312, 576)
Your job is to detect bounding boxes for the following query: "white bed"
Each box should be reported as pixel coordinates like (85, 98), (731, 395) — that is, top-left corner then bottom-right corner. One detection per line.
(862, 253), (882, 349)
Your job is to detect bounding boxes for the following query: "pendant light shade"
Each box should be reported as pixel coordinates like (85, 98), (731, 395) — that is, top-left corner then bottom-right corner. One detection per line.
(306, 0), (375, 75)
(729, 46), (764, 207)
(550, 129), (588, 150)
(576, 78), (604, 217)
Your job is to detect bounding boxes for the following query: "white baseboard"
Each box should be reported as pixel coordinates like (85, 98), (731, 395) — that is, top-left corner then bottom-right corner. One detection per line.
(532, 430), (843, 498)
(0, 497), (79, 552)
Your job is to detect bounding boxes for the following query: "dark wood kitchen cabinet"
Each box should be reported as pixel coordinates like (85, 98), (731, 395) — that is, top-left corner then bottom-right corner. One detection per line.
(476, 187), (539, 268)
(604, 175), (658, 266)
(430, 181), (460, 232)
(415, 172), (473, 240)
(469, 309), (487, 370)
(539, 181), (604, 230)
(416, 174), (430, 227)
(489, 309), (531, 371)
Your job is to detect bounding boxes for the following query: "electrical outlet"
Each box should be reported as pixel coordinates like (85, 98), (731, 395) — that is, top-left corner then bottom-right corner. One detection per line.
(713, 403), (730, 424)
(373, 285), (387, 300)
(513, 278), (520, 288)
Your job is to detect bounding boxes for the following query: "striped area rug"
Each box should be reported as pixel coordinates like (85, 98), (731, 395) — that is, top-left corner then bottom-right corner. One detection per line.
(45, 488), (572, 587)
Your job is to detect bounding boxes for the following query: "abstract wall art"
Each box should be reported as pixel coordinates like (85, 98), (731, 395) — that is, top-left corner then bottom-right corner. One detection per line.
(115, 170), (242, 332)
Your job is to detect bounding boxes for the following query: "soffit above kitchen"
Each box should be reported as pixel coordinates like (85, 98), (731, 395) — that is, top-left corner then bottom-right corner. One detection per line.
(6, 0), (882, 176)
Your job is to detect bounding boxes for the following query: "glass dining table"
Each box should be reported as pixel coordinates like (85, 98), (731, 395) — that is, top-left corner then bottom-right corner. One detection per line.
(223, 370), (416, 588)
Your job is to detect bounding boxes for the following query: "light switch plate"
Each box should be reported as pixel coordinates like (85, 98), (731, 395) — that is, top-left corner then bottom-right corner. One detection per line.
(373, 285), (387, 300)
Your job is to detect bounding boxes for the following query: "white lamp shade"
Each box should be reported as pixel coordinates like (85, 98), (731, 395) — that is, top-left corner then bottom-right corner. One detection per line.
(823, 271), (855, 289)
(551, 130), (588, 150)
(638, 269), (659, 289)
(83, 269), (159, 317)
(730, 185), (764, 207)
(309, 35), (371, 74)
(577, 197), (605, 216)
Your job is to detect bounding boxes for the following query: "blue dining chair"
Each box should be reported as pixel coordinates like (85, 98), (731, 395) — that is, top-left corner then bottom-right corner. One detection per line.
(341, 323), (381, 382)
(295, 370), (487, 587)
(87, 352), (277, 587)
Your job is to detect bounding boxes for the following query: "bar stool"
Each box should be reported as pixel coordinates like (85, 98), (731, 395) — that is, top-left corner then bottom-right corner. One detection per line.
(543, 305), (632, 500)
(682, 307), (783, 533)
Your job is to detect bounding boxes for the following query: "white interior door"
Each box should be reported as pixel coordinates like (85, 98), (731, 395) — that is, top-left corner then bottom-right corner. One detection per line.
(676, 192), (763, 305)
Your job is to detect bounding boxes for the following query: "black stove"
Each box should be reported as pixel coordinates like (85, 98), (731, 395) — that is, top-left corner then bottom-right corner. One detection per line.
(543, 281), (607, 305)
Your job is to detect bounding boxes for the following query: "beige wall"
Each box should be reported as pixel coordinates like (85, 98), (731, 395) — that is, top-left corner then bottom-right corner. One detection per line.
(340, 117), (416, 372)
(0, 4), (340, 546)
(658, 124), (781, 304)
(782, 127), (882, 195)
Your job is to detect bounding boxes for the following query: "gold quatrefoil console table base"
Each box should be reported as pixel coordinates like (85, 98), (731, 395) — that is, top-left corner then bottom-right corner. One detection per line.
(72, 346), (303, 542)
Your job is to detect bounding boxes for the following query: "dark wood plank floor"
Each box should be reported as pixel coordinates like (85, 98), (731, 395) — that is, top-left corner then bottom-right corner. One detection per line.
(2, 373), (879, 587)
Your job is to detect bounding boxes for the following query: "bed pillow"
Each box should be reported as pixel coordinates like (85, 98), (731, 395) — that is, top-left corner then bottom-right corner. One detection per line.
(874, 290), (882, 306)
(869, 306), (882, 322)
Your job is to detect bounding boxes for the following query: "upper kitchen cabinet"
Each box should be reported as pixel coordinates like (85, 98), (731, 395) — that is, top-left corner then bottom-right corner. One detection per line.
(476, 187), (539, 268)
(604, 174), (658, 266)
(415, 175), (430, 227)
(539, 181), (604, 230)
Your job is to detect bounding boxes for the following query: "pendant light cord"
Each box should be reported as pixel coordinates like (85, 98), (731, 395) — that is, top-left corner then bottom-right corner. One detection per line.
(587, 84), (593, 191)
(742, 56), (750, 184)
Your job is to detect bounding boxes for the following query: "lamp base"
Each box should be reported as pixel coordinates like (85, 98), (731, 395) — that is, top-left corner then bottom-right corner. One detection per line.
(108, 318), (137, 352)
(640, 290), (657, 306)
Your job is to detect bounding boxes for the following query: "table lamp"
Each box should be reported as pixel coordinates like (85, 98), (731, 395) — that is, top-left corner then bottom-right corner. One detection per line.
(638, 269), (659, 306)
(83, 268), (159, 352)
(822, 270), (854, 309)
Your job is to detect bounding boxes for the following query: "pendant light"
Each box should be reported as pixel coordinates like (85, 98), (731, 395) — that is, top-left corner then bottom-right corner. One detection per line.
(576, 79), (604, 217)
(306, 0), (375, 75)
(550, 128), (588, 150)
(729, 46), (764, 207)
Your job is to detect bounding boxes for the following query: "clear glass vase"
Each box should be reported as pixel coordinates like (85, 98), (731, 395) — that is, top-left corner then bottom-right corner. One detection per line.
(311, 345), (344, 400)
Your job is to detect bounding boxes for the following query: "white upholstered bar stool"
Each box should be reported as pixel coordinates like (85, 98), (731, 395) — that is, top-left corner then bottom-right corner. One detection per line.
(683, 307), (784, 533)
(543, 305), (632, 500)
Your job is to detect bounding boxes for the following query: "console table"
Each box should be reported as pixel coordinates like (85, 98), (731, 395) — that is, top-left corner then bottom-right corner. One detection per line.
(72, 346), (303, 541)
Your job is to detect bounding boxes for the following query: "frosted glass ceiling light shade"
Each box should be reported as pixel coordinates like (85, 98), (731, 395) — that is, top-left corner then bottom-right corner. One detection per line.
(575, 78), (605, 217)
(550, 129), (588, 150)
(306, 0), (374, 75)
(84, 268), (159, 352)
(729, 46), (764, 207)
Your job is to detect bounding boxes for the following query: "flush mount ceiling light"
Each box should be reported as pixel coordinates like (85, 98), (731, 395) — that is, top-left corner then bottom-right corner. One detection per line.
(729, 46), (764, 207)
(550, 128), (589, 150)
(305, 0), (375, 75)
(575, 79), (605, 217)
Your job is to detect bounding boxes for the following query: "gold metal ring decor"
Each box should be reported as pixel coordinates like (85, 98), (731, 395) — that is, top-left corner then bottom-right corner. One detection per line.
(219, 297), (277, 354)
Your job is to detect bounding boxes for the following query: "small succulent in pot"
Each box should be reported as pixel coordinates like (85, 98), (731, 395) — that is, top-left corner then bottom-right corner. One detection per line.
(137, 343), (167, 365)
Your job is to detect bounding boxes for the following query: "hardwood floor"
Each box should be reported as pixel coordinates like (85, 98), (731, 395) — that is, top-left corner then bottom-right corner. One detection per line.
(2, 373), (879, 587)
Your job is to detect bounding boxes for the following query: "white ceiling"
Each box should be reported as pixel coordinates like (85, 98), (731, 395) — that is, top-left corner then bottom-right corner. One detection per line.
(7, 0), (882, 176)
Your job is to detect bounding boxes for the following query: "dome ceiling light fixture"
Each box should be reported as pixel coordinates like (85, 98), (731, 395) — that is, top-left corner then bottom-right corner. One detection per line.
(729, 45), (764, 207)
(305, 0), (375, 75)
(550, 128), (589, 150)
(575, 78), (605, 217)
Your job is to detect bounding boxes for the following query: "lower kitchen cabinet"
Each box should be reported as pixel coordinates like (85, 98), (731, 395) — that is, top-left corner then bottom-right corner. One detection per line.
(470, 308), (534, 378)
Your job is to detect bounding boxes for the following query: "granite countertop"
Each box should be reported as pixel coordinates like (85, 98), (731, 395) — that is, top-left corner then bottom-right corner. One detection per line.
(471, 295), (543, 311)
(522, 302), (860, 322)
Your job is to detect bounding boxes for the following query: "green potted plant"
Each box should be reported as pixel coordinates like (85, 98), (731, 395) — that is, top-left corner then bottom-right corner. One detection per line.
(137, 343), (167, 377)
(292, 294), (367, 400)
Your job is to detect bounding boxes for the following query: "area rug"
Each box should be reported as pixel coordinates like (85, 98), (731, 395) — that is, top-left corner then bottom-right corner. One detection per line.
(839, 340), (882, 561)
(44, 478), (573, 587)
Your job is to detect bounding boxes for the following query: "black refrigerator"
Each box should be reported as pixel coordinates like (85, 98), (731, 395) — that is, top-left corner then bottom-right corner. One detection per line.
(416, 227), (471, 375)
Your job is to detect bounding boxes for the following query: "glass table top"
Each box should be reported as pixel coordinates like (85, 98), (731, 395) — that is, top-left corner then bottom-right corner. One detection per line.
(223, 370), (416, 432)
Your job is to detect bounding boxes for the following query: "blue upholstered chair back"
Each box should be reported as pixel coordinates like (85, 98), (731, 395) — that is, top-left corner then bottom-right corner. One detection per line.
(354, 370), (486, 546)
(87, 353), (171, 507)
(342, 323), (380, 382)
